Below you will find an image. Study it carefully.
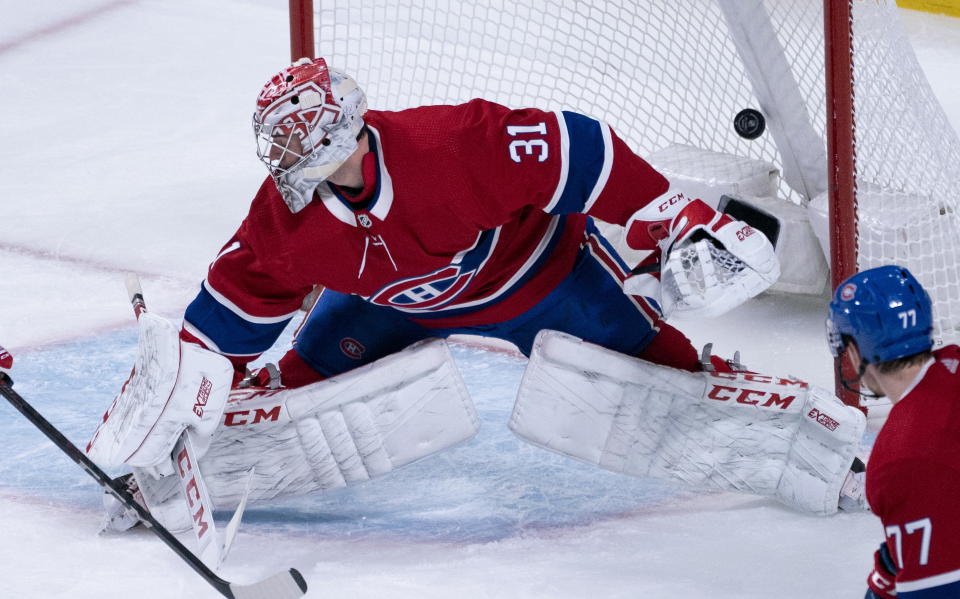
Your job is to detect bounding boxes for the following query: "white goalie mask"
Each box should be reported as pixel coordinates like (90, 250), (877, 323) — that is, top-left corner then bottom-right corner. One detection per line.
(253, 57), (368, 213)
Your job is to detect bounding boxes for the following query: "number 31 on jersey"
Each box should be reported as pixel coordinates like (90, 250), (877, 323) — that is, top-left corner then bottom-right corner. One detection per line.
(507, 123), (549, 162)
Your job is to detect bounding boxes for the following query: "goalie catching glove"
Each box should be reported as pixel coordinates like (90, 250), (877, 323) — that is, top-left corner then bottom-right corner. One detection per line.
(622, 191), (780, 318)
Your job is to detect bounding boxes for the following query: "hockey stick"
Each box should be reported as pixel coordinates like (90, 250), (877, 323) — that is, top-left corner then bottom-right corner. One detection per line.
(124, 274), (225, 567)
(0, 355), (308, 598)
(125, 275), (256, 569)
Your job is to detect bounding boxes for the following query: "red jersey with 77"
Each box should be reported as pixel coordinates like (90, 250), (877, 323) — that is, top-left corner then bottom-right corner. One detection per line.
(866, 345), (960, 597)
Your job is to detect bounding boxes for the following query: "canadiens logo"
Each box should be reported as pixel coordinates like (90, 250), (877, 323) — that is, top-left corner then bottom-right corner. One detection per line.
(340, 337), (366, 359)
(840, 283), (857, 301)
(369, 265), (476, 310)
(735, 225), (754, 241)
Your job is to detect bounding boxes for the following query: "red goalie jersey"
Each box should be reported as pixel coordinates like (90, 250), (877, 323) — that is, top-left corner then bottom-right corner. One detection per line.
(183, 99), (671, 363)
(866, 345), (960, 597)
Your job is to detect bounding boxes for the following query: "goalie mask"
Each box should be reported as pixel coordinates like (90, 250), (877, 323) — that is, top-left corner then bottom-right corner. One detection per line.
(253, 57), (368, 213)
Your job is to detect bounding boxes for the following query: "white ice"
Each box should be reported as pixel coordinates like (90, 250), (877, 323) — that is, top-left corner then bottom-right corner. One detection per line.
(1, 2), (959, 598)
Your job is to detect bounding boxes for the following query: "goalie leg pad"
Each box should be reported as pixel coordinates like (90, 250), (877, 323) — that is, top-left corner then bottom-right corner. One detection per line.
(509, 330), (865, 515)
(135, 338), (479, 525)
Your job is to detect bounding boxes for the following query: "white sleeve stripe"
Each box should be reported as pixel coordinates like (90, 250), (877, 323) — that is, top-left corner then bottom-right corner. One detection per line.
(897, 567), (960, 592)
(472, 226), (501, 276)
(181, 321), (221, 353)
(581, 123), (614, 214)
(182, 321), (262, 358)
(202, 279), (300, 325)
(543, 110), (570, 214)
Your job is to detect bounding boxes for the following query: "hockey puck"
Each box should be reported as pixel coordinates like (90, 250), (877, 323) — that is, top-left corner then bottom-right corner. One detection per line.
(734, 108), (765, 140)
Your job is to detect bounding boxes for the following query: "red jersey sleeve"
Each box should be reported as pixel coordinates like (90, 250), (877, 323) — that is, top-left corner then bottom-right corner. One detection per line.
(450, 100), (670, 229)
(181, 178), (313, 365)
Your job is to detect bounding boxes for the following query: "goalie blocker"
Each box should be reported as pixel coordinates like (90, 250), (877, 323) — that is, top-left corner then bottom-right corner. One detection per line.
(510, 330), (866, 515)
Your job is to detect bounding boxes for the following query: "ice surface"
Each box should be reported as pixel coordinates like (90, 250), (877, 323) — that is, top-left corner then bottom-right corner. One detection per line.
(1, 1), (957, 597)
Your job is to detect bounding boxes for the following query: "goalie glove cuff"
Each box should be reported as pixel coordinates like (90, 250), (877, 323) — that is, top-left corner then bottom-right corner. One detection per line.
(623, 187), (696, 251)
(667, 200), (778, 280)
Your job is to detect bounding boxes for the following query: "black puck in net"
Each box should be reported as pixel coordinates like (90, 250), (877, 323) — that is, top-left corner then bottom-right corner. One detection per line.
(734, 108), (765, 140)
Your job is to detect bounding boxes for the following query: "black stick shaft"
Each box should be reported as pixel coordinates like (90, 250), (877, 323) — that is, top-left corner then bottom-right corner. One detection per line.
(0, 373), (235, 598)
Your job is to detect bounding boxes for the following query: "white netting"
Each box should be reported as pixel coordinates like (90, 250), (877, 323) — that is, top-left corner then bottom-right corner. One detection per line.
(316, 0), (830, 201)
(665, 242), (748, 299)
(849, 2), (960, 346)
(312, 0), (960, 345)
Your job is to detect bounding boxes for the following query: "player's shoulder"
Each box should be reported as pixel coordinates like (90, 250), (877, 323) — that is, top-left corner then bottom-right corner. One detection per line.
(872, 346), (960, 463)
(932, 344), (960, 371)
(240, 175), (312, 251)
(365, 100), (555, 136)
(246, 175), (292, 224)
(910, 345), (960, 403)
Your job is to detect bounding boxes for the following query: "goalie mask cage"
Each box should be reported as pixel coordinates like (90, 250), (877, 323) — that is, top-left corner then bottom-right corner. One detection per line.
(288, 0), (960, 399)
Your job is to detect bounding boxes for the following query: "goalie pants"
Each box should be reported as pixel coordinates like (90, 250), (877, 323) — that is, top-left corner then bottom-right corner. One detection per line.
(282, 229), (701, 386)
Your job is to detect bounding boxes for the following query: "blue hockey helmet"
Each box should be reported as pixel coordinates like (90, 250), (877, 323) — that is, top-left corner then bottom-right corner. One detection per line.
(827, 265), (933, 364)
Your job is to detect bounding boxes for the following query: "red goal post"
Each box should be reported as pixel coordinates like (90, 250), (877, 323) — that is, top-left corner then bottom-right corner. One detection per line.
(289, 0), (315, 64)
(288, 0), (960, 405)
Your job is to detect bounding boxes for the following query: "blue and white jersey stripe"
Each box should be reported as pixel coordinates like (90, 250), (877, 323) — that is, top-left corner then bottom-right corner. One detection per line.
(183, 280), (298, 357)
(544, 111), (614, 215)
(583, 220), (661, 326)
(899, 568), (960, 598)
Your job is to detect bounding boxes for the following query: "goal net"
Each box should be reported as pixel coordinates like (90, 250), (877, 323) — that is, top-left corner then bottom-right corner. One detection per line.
(294, 0), (960, 349)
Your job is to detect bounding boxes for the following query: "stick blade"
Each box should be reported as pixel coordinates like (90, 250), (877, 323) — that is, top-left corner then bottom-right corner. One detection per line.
(228, 568), (308, 599)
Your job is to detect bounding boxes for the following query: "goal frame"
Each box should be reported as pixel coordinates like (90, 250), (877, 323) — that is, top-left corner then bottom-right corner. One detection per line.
(286, 0), (862, 403)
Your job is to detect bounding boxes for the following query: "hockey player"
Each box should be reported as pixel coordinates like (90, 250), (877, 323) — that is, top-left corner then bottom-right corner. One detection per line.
(87, 57), (785, 532)
(181, 56), (779, 387)
(827, 265), (960, 598)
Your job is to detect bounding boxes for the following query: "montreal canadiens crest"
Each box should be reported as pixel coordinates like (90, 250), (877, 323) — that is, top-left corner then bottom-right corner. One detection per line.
(840, 283), (857, 301)
(340, 337), (365, 359)
(369, 265), (476, 310)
